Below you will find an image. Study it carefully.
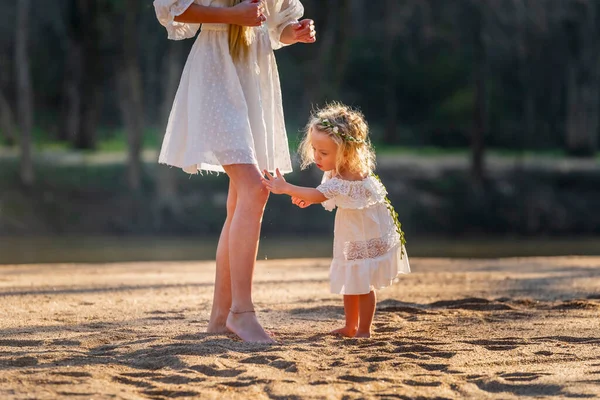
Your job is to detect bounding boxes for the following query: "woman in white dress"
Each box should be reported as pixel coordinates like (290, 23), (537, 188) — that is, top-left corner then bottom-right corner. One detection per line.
(153, 0), (316, 343)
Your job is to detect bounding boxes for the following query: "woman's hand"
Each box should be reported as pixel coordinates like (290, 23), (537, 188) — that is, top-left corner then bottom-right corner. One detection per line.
(291, 196), (312, 208)
(229, 0), (266, 27)
(280, 19), (316, 44)
(262, 168), (289, 195)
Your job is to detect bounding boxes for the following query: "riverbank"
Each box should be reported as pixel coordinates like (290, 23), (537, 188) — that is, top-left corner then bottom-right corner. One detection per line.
(0, 256), (599, 399)
(1, 149), (599, 236)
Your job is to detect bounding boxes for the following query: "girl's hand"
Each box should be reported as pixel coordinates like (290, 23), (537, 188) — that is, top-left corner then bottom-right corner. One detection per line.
(291, 196), (312, 208)
(262, 168), (289, 195)
(229, 0), (266, 27)
(281, 19), (316, 44)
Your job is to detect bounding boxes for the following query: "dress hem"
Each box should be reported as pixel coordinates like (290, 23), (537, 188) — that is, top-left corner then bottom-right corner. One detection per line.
(158, 160), (293, 176)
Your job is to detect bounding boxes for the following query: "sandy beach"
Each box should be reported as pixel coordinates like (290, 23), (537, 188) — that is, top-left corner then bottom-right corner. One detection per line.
(0, 256), (599, 399)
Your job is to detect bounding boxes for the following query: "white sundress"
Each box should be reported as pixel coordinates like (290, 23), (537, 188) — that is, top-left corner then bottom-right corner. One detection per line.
(316, 172), (411, 295)
(153, 0), (303, 174)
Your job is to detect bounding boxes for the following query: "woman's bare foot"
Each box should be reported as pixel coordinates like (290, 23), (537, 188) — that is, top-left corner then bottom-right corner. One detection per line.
(226, 312), (275, 344)
(206, 323), (230, 334)
(330, 326), (358, 338)
(355, 330), (371, 338)
(207, 312), (231, 334)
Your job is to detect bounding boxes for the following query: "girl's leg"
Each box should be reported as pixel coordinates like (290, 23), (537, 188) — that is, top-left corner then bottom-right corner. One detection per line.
(222, 163), (274, 343)
(331, 295), (359, 337)
(207, 180), (236, 333)
(356, 290), (376, 338)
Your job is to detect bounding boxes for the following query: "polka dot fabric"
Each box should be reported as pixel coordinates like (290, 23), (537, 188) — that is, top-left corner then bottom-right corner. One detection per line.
(153, 0), (303, 174)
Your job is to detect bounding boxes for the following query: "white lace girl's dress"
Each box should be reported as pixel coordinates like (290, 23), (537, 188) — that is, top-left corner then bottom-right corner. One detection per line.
(153, 0), (302, 174)
(316, 172), (410, 295)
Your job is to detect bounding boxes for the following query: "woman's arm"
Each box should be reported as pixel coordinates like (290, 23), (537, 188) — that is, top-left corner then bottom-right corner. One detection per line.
(262, 169), (327, 203)
(279, 19), (316, 45)
(175, 1), (265, 26)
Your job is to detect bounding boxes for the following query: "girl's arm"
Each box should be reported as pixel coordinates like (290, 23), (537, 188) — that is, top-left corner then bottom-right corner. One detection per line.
(262, 169), (327, 203)
(175, 1), (265, 26)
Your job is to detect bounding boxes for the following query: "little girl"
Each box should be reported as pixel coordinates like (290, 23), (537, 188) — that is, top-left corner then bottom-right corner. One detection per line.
(262, 103), (410, 338)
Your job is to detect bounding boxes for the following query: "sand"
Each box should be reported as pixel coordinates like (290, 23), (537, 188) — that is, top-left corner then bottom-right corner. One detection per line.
(0, 256), (599, 399)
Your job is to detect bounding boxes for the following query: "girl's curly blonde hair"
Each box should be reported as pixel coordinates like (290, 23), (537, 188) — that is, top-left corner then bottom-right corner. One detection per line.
(299, 102), (375, 176)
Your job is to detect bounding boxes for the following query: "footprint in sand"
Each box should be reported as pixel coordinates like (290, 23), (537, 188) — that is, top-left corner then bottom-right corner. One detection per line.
(52, 371), (92, 378)
(418, 363), (449, 372)
(429, 297), (514, 311)
(121, 372), (163, 378)
(154, 375), (206, 384)
(499, 372), (551, 382)
(220, 377), (272, 387)
(534, 336), (600, 344)
(270, 360), (297, 372)
(339, 375), (378, 383)
(52, 339), (81, 346)
(189, 364), (245, 377)
(112, 376), (156, 389)
(143, 389), (200, 398)
(0, 339), (43, 347)
(471, 379), (564, 397)
(240, 355), (280, 365)
(4, 356), (38, 367)
(377, 300), (430, 315)
(363, 356), (393, 362)
(464, 338), (526, 351)
(403, 379), (443, 387)
(552, 300), (600, 310)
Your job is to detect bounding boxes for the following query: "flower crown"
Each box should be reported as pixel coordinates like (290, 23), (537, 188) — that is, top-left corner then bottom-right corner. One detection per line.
(318, 119), (365, 144)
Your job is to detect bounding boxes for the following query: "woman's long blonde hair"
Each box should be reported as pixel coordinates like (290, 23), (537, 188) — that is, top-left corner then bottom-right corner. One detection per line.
(228, 0), (254, 62)
(299, 102), (376, 177)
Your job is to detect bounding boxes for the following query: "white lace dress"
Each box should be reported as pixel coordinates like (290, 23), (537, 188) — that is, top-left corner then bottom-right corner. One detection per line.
(153, 0), (302, 174)
(316, 172), (410, 295)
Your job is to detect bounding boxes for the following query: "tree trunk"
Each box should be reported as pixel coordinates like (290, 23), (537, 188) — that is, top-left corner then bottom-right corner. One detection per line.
(564, 2), (599, 157)
(154, 42), (185, 229)
(61, 35), (83, 142)
(74, 0), (102, 150)
(0, 89), (16, 146)
(301, 0), (338, 116)
(15, 0), (34, 186)
(120, 0), (144, 192)
(470, 1), (486, 187)
(383, 0), (400, 144)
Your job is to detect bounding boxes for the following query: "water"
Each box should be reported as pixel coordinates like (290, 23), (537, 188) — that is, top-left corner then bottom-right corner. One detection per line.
(0, 236), (599, 265)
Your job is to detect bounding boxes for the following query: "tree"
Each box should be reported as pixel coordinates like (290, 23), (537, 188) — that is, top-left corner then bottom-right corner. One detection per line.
(15, 0), (34, 186)
(563, 0), (599, 156)
(153, 41), (186, 229)
(119, 0), (145, 191)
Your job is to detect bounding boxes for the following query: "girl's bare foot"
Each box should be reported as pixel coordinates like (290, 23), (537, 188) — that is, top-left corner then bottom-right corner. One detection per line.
(355, 330), (371, 338)
(330, 326), (358, 337)
(226, 311), (275, 343)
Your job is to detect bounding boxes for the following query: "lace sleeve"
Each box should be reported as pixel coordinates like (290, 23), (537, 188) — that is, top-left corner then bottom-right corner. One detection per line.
(153, 0), (202, 40)
(265, 0), (304, 50)
(316, 173), (340, 211)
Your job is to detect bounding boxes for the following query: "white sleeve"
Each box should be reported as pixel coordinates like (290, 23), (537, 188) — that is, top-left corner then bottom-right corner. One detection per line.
(154, 0), (203, 40)
(265, 0), (304, 50)
(316, 172), (338, 211)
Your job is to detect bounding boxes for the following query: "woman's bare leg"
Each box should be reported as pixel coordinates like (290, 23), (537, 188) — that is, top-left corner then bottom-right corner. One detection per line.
(207, 180), (236, 333)
(356, 291), (376, 338)
(222, 164), (274, 343)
